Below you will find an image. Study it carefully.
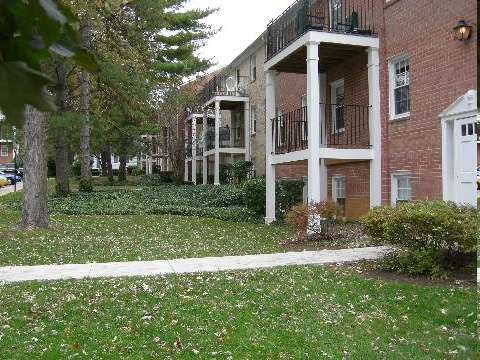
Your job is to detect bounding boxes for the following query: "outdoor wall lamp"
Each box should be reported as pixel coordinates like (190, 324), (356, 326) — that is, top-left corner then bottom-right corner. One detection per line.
(453, 18), (472, 41)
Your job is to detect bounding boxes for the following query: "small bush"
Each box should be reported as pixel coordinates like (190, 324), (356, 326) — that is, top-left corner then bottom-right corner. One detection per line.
(381, 248), (443, 277)
(361, 200), (477, 252)
(129, 167), (144, 176)
(360, 200), (478, 276)
(285, 199), (341, 238)
(70, 160), (81, 177)
(220, 161), (253, 184)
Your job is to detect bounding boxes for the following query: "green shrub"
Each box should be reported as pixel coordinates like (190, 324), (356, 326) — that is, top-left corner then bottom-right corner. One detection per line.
(70, 160), (81, 177)
(361, 200), (477, 253)
(239, 178), (266, 214)
(129, 167), (144, 176)
(381, 248), (443, 277)
(220, 161), (253, 184)
(360, 200), (478, 276)
(275, 179), (304, 218)
(78, 177), (93, 192)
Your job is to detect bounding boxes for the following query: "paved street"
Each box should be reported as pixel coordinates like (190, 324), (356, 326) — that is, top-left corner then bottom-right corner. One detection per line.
(0, 181), (22, 196)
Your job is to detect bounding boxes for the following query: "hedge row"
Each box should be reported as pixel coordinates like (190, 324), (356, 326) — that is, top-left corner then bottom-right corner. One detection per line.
(43, 178), (304, 223)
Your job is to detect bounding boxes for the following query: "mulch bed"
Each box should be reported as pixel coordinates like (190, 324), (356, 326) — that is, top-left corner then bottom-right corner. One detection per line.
(279, 222), (477, 287)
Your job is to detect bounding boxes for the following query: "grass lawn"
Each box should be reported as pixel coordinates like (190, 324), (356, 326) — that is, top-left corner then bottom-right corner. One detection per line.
(0, 265), (476, 359)
(0, 212), (290, 266)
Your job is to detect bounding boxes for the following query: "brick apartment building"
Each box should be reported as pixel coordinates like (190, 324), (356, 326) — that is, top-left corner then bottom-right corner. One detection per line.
(184, 0), (477, 222)
(264, 0), (477, 222)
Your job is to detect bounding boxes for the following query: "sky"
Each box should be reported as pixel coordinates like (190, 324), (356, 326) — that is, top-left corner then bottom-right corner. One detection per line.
(184, 0), (295, 72)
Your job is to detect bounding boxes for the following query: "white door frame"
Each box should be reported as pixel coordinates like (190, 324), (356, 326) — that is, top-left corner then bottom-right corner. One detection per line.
(440, 90), (477, 206)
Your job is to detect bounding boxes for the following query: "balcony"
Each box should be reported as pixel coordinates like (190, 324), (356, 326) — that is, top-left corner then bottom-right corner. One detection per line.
(272, 103), (371, 155)
(202, 75), (249, 104)
(206, 126), (245, 151)
(266, 0), (376, 62)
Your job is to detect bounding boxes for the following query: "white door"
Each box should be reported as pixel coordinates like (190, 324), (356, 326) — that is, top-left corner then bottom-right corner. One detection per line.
(454, 117), (477, 205)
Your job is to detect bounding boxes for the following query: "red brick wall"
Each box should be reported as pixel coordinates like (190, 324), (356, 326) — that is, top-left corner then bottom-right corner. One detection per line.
(380, 0), (477, 203)
(327, 161), (370, 219)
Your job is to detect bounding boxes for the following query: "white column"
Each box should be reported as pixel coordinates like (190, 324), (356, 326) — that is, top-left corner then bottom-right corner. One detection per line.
(191, 116), (197, 184)
(184, 121), (189, 182)
(265, 70), (276, 224)
(319, 73), (327, 201)
(214, 101), (221, 185)
(202, 109), (208, 184)
(367, 47), (381, 207)
(244, 100), (250, 161)
(306, 41), (321, 204)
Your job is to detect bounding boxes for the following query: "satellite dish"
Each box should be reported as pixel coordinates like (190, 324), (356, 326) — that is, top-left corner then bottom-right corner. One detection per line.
(225, 77), (236, 92)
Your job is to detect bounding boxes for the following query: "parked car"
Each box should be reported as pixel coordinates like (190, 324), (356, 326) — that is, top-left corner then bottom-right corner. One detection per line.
(0, 176), (9, 188)
(477, 166), (480, 190)
(0, 171), (21, 184)
(0, 163), (23, 178)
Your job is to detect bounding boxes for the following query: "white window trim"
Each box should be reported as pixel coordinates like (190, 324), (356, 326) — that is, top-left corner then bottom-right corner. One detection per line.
(330, 78), (345, 133)
(250, 105), (257, 135)
(0, 145), (9, 157)
(390, 170), (411, 206)
(332, 174), (346, 202)
(388, 52), (410, 120)
(250, 54), (257, 82)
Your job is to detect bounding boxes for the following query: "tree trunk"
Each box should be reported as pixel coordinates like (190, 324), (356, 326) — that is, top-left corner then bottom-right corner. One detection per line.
(106, 152), (114, 182)
(79, 15), (92, 192)
(54, 60), (70, 196)
(118, 155), (127, 182)
(100, 149), (108, 176)
(21, 106), (50, 229)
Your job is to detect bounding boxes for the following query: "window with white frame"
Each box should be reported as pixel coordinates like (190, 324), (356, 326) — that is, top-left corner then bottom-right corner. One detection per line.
(277, 105), (286, 145)
(250, 105), (257, 135)
(332, 175), (346, 216)
(250, 54), (257, 82)
(236, 69), (241, 87)
(330, 79), (344, 132)
(0, 145), (9, 157)
(391, 171), (411, 205)
(389, 53), (410, 119)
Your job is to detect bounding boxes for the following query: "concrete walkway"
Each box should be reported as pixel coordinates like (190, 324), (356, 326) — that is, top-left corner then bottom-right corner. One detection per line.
(0, 246), (390, 283)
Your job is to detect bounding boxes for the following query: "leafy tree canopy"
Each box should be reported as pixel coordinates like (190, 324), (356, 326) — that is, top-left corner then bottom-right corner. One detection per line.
(0, 0), (98, 126)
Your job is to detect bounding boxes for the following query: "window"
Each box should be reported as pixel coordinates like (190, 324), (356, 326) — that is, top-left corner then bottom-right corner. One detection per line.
(332, 175), (346, 216)
(389, 53), (410, 119)
(277, 105), (286, 145)
(250, 105), (257, 135)
(250, 54), (257, 82)
(330, 79), (344, 132)
(0, 145), (8, 157)
(391, 171), (411, 205)
(236, 69), (241, 86)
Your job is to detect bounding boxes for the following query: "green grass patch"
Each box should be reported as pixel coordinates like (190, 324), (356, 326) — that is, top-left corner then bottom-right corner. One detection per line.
(0, 213), (290, 266)
(0, 265), (476, 358)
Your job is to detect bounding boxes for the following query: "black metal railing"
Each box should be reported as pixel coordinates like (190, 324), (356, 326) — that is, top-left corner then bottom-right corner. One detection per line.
(273, 107), (308, 154)
(202, 75), (249, 103)
(272, 103), (371, 154)
(266, 0), (376, 60)
(206, 126), (245, 151)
